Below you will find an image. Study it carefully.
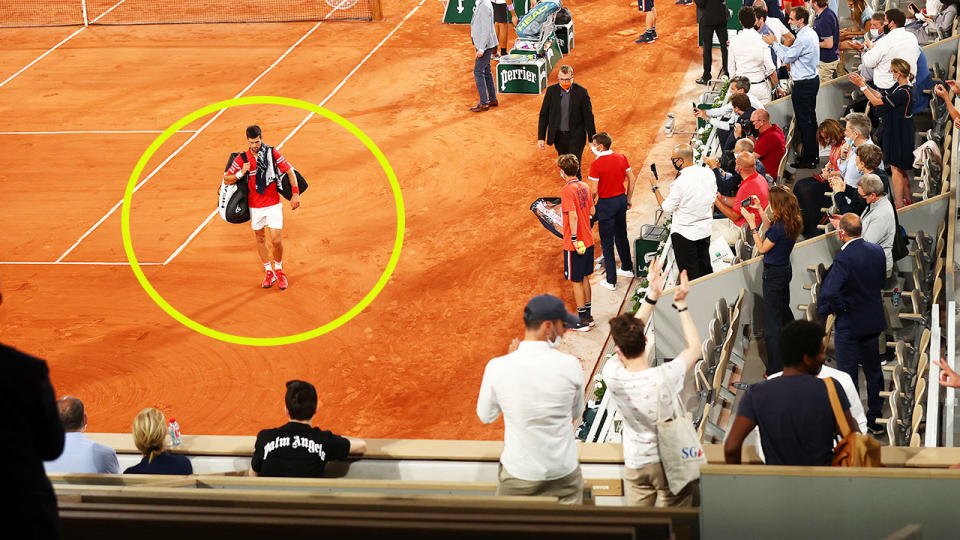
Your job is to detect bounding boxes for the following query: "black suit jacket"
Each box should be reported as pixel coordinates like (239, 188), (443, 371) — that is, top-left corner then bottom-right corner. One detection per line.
(537, 83), (596, 149)
(695, 0), (729, 26)
(1, 344), (65, 539)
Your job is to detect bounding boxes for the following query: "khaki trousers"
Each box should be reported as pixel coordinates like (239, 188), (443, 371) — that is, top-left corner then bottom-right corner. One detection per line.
(497, 463), (584, 505)
(818, 60), (839, 82)
(623, 461), (698, 507)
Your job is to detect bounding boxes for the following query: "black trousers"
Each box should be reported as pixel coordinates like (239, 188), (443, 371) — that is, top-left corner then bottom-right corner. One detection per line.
(596, 194), (633, 285)
(671, 232), (712, 280)
(555, 130), (585, 179)
(762, 263), (794, 375)
(699, 23), (728, 80)
(794, 176), (832, 237)
(835, 331), (884, 424)
(791, 77), (820, 163)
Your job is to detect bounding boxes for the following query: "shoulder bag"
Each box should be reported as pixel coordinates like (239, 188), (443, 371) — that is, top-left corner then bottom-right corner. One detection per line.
(823, 378), (883, 467)
(656, 366), (707, 494)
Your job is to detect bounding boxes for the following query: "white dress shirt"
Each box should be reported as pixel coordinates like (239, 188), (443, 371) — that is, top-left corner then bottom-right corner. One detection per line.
(861, 27), (920, 89)
(661, 165), (718, 241)
(477, 340), (584, 481)
(44, 432), (120, 474)
(753, 366), (869, 462)
(765, 17), (790, 42)
(705, 92), (766, 130)
(728, 28), (776, 84)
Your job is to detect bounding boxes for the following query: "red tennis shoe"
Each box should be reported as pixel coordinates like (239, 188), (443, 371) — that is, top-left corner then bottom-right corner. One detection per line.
(261, 270), (277, 288)
(275, 269), (289, 290)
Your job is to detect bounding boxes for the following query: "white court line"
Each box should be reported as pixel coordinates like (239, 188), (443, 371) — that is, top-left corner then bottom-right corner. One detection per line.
(0, 130), (199, 135)
(55, 5), (348, 265)
(0, 261), (162, 265)
(0, 0), (127, 90)
(163, 0), (428, 266)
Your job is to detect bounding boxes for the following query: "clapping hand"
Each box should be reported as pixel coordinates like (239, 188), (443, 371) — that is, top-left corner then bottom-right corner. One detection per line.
(829, 175), (846, 194)
(935, 357), (960, 388)
(849, 73), (866, 87)
(935, 84), (949, 99)
(703, 155), (720, 169)
(829, 214), (841, 229)
(946, 80), (960, 93)
(646, 257), (667, 301)
(673, 270), (691, 303)
(733, 122), (743, 138)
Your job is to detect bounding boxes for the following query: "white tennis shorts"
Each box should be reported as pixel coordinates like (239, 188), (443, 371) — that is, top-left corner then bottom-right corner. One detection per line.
(250, 203), (283, 231)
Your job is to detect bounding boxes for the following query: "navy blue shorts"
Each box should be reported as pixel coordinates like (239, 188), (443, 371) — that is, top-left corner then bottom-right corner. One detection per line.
(564, 245), (595, 282)
(639, 0), (654, 12)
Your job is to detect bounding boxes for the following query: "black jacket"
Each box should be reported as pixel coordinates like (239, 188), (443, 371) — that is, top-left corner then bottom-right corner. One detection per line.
(695, 0), (729, 26)
(0, 344), (64, 539)
(537, 82), (597, 149)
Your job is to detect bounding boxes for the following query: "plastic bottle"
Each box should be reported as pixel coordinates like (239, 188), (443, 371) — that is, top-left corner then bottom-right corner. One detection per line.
(892, 288), (901, 307)
(168, 418), (182, 446)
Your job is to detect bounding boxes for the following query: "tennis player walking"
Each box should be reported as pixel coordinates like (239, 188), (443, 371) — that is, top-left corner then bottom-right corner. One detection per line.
(223, 125), (300, 289)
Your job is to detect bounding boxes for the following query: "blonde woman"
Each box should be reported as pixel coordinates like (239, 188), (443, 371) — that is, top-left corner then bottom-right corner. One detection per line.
(124, 408), (192, 474)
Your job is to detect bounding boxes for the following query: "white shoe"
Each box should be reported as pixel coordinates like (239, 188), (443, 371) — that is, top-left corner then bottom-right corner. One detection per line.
(616, 268), (635, 278)
(600, 281), (617, 291)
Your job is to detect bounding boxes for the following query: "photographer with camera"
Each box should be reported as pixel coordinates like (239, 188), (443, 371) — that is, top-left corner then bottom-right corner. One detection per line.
(724, 93), (758, 152)
(713, 153), (770, 244)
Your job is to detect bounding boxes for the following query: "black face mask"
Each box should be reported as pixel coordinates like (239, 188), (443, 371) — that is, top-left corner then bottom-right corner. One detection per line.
(671, 157), (684, 171)
(883, 23), (891, 33)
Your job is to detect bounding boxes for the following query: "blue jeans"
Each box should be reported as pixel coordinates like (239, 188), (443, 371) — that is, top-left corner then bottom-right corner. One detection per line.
(596, 194), (633, 285)
(474, 47), (497, 105)
(762, 263), (794, 375)
(835, 331), (883, 424)
(791, 77), (820, 163)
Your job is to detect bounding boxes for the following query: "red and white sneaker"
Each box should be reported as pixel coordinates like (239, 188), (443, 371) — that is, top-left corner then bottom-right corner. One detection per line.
(261, 270), (277, 288)
(275, 269), (289, 290)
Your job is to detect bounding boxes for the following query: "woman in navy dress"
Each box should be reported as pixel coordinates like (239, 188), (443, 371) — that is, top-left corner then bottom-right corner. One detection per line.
(850, 60), (914, 207)
(124, 408), (192, 475)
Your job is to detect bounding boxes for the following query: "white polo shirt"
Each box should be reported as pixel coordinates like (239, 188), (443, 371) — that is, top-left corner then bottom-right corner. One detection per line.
(477, 340), (585, 481)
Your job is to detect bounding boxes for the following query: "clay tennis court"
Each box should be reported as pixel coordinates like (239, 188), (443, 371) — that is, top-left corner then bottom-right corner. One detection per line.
(0, 0), (699, 439)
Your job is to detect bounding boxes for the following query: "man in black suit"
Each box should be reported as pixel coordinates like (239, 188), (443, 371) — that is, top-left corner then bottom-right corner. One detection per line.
(694, 0), (730, 84)
(817, 213), (887, 436)
(537, 65), (597, 179)
(0, 281), (65, 539)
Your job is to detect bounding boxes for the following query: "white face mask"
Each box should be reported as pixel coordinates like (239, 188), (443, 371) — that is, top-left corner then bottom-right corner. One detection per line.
(589, 144), (601, 157)
(546, 323), (563, 348)
(869, 28), (880, 38)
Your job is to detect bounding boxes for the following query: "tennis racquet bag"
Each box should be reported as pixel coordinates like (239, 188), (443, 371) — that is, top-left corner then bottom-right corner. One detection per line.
(530, 197), (563, 238)
(218, 152), (250, 224)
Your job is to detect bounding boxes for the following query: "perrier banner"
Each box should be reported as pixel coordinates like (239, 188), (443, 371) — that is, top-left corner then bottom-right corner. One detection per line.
(496, 59), (547, 94)
(443, 0), (530, 25)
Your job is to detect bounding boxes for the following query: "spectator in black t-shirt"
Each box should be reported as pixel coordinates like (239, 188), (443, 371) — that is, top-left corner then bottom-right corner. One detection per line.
(723, 320), (861, 466)
(251, 380), (366, 478)
(124, 407), (193, 475)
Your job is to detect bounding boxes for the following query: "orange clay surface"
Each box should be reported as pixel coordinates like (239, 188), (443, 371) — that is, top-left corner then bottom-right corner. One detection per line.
(0, 0), (698, 439)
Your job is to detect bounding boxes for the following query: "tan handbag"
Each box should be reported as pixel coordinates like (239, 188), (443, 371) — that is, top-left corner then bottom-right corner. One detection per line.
(823, 378), (883, 467)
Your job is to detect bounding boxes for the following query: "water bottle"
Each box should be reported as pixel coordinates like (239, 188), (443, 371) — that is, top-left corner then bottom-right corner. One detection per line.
(892, 288), (901, 307)
(168, 418), (182, 446)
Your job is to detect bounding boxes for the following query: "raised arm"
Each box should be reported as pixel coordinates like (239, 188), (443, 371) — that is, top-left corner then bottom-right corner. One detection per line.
(672, 270), (702, 372)
(635, 257), (666, 326)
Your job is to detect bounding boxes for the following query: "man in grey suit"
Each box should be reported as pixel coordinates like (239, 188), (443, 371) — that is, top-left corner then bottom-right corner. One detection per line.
(471, 0), (499, 112)
(695, 0), (730, 84)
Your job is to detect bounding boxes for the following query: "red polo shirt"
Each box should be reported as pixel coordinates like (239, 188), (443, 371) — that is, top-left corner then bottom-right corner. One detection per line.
(587, 151), (631, 198)
(733, 172), (769, 227)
